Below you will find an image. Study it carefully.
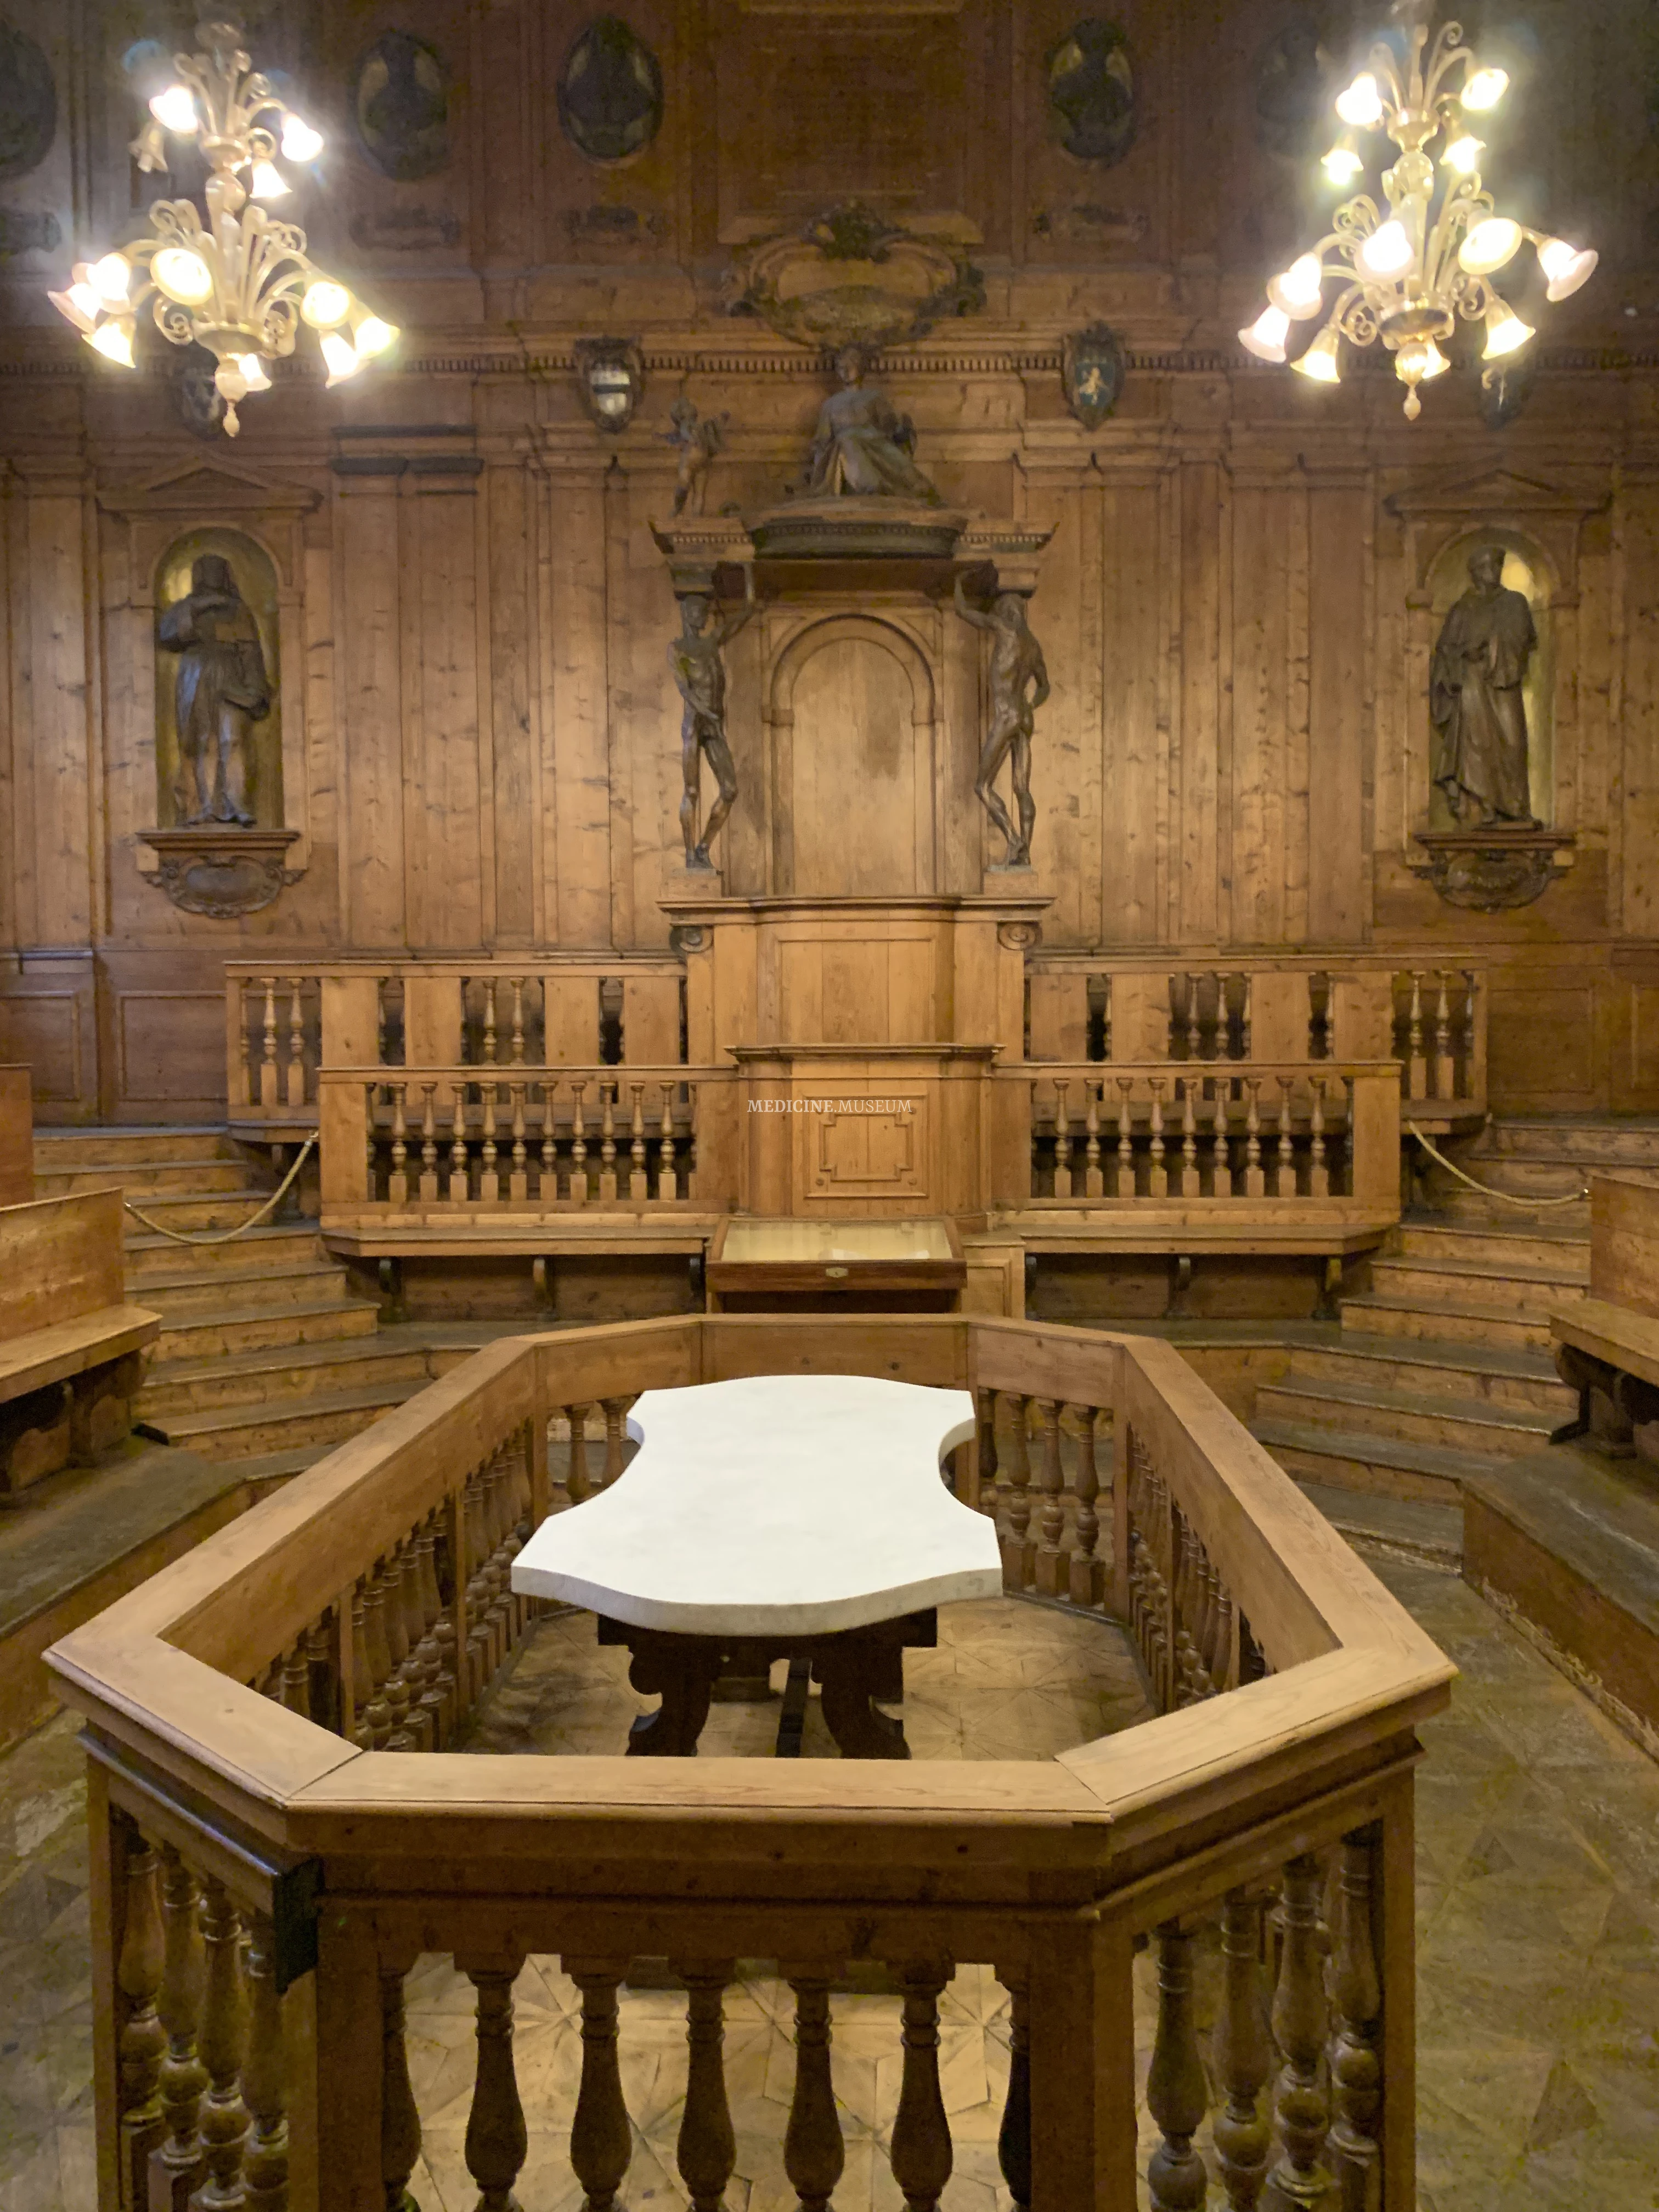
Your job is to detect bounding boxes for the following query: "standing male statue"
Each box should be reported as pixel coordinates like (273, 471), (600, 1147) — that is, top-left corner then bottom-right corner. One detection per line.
(156, 554), (270, 827)
(669, 571), (758, 871)
(954, 577), (1051, 868)
(1430, 546), (1538, 827)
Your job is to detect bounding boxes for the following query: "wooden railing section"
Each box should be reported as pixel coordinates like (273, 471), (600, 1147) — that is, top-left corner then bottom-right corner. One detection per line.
(50, 1313), (1452, 2212)
(1003, 1061), (1402, 1215)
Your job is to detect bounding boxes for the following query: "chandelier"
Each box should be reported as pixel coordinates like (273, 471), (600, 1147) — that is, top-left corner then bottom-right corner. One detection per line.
(47, 17), (397, 436)
(1238, 4), (1595, 419)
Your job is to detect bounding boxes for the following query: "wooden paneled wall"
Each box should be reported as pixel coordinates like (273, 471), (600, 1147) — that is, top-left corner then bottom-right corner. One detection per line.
(1, 0), (1658, 1120)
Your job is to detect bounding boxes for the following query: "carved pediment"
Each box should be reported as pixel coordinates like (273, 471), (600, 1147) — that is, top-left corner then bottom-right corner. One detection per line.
(99, 461), (321, 520)
(1384, 466), (1608, 520)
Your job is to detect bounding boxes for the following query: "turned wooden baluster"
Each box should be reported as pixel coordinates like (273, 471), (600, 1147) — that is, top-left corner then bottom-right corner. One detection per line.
(1275, 1076), (1296, 1197)
(364, 1565), (399, 1750)
(1148, 1922), (1207, 2211)
(380, 1553), (415, 1751)
(1213, 1889), (1271, 2211)
(975, 1387), (1000, 1525)
(285, 978), (306, 1109)
(417, 1525), (454, 1747)
(1185, 972), (1203, 1058)
(242, 1917), (288, 2212)
(1052, 1079), (1073, 1198)
(601, 1399), (627, 1489)
(1084, 1080), (1104, 1197)
(260, 977), (279, 1109)
(279, 1638), (309, 1717)
(890, 1963), (952, 2212)
(567, 1964), (633, 2212)
(1001, 1396), (1034, 1589)
(480, 980), (499, 1066)
(1460, 967), (1479, 1097)
(996, 1974), (1031, 2212)
(509, 1083), (529, 1200)
(783, 1970), (844, 2212)
(460, 1959), (528, 2212)
(388, 1086), (409, 1205)
(1243, 1079), (1265, 1196)
(1069, 1403), (1104, 1607)
(1212, 1080), (1232, 1195)
(629, 1085), (650, 1199)
(1147, 1076), (1168, 1195)
(658, 1088), (678, 1200)
(1026, 1079), (1041, 1198)
(117, 1832), (167, 2199)
(194, 1878), (250, 2212)
(567, 1403), (591, 1505)
(1116, 1077), (1136, 1195)
(674, 1961), (737, 2212)
(1405, 971), (1426, 1099)
(1432, 972), (1454, 1100)
(152, 1844), (208, 2210)
(1308, 1079), (1329, 1198)
(304, 1615), (337, 1734)
(1268, 1854), (1334, 2208)
(1177, 1077), (1200, 1196)
(364, 1085), (380, 1200)
(1328, 1830), (1384, 2211)
(599, 1083), (619, 1200)
(381, 1960), (422, 2212)
(569, 1083), (589, 1203)
(448, 1098), (470, 1204)
(393, 1544), (429, 1751)
(1238, 972), (1254, 1057)
(1034, 1399), (1066, 1596)
(510, 978), (527, 1064)
(479, 1086), (501, 1202)
(417, 1083), (439, 1202)
(541, 1084), (558, 1198)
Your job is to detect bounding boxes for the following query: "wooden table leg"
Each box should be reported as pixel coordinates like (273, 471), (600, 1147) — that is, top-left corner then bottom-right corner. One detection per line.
(625, 1632), (718, 1756)
(817, 1632), (910, 1760)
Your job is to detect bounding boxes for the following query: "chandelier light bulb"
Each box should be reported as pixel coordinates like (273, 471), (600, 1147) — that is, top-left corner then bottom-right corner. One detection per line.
(320, 330), (364, 385)
(1335, 73), (1385, 128)
(1482, 302), (1535, 358)
(151, 245), (215, 306)
(1461, 66), (1509, 111)
(350, 314), (398, 358)
(300, 278), (352, 330)
(1396, 336), (1451, 383)
(235, 352), (273, 392)
(49, 280), (102, 331)
(149, 84), (199, 133)
(86, 321), (136, 367)
(247, 160), (290, 201)
(215, 360), (250, 403)
(1239, 304), (1291, 363)
(280, 115), (324, 162)
(1458, 215), (1522, 275)
(1290, 326), (1342, 384)
(1322, 143), (1365, 185)
(1267, 253), (1327, 319)
(1357, 219), (1414, 278)
(1537, 236), (1598, 302)
(89, 252), (132, 305)
(1442, 133), (1483, 174)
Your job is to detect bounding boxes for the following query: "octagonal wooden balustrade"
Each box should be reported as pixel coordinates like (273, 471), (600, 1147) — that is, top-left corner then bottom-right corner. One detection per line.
(48, 1314), (1453, 2212)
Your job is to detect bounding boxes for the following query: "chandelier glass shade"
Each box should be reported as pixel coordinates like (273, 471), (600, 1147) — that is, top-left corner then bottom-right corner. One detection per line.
(47, 17), (396, 435)
(1238, 6), (1595, 419)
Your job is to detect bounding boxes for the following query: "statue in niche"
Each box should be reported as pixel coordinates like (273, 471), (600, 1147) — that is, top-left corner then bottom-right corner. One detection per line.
(955, 579), (1051, 868)
(663, 398), (727, 516)
(156, 555), (271, 827)
(1430, 546), (1538, 828)
(803, 347), (942, 505)
(670, 573), (757, 871)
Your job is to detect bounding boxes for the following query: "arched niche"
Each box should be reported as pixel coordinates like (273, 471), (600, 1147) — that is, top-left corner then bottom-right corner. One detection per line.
(1423, 526), (1556, 829)
(153, 528), (284, 830)
(766, 614), (938, 895)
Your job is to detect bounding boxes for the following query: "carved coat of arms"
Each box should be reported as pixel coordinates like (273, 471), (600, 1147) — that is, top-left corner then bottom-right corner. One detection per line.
(1062, 324), (1127, 430)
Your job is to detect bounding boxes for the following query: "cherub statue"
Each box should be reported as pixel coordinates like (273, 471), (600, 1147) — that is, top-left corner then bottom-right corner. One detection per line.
(803, 345), (941, 504)
(954, 577), (1051, 868)
(669, 568), (759, 870)
(663, 397), (728, 518)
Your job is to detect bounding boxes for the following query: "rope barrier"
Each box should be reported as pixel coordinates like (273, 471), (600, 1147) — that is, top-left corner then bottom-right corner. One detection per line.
(123, 1132), (319, 1246)
(1405, 1120), (1588, 1209)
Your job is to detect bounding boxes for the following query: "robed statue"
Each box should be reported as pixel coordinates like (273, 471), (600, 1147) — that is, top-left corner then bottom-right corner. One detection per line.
(955, 578), (1051, 868)
(1430, 546), (1538, 827)
(156, 554), (270, 827)
(669, 571), (758, 870)
(804, 346), (942, 504)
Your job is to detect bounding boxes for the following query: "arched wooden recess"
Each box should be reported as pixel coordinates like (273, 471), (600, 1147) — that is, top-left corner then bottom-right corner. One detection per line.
(764, 613), (940, 896)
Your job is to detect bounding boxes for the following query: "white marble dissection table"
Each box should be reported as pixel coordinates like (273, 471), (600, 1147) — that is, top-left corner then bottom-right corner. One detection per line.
(511, 1373), (1001, 1757)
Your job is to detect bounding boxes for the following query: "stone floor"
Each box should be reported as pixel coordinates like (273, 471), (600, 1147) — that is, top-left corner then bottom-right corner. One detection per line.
(0, 1566), (1656, 2210)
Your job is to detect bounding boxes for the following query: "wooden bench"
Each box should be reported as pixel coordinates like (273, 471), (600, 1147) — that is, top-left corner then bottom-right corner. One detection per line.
(1550, 1171), (1659, 1454)
(0, 1188), (160, 1490)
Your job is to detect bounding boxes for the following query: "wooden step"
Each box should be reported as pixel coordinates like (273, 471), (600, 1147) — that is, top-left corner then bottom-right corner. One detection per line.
(1251, 1415), (1502, 1507)
(1284, 1332), (1575, 1418)
(1479, 1118), (1659, 1167)
(132, 1262), (357, 1318)
(137, 1339), (426, 1421)
(1255, 1375), (1556, 1462)
(1294, 1477), (1463, 1568)
(1390, 1218), (1591, 1273)
(147, 1297), (381, 1364)
(1365, 1254), (1588, 1316)
(119, 1189), (292, 1235)
(35, 1158), (262, 1200)
(1414, 1186), (1591, 1233)
(1339, 1293), (1555, 1352)
(228, 1444), (336, 1485)
(32, 1126), (241, 1170)
(123, 1223), (327, 1280)
(150, 1380), (424, 1462)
